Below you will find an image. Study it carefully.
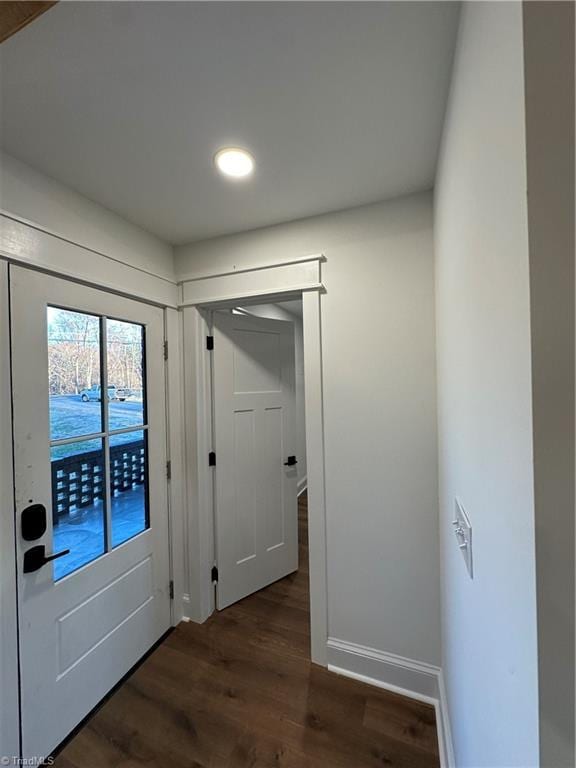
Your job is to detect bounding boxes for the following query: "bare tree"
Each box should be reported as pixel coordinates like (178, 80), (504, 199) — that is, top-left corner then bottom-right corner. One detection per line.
(48, 310), (100, 394)
(48, 310), (143, 397)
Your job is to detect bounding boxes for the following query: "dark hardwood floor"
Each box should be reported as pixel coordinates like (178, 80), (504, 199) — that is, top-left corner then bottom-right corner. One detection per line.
(55, 493), (440, 768)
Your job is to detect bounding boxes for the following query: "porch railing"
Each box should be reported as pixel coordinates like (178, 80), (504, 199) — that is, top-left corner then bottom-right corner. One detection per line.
(51, 439), (146, 523)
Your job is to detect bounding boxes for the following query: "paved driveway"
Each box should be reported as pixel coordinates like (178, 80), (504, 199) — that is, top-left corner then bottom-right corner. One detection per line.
(50, 395), (145, 457)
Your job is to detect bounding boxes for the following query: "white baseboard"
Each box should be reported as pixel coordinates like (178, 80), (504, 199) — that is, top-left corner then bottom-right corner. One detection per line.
(297, 476), (308, 496)
(327, 637), (440, 699)
(326, 638), (453, 768)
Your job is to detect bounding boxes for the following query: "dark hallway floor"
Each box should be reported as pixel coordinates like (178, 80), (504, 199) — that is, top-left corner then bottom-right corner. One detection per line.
(55, 493), (440, 768)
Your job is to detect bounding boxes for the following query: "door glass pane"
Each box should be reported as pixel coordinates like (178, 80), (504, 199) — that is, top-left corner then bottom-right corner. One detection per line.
(51, 439), (106, 580)
(107, 319), (145, 432)
(48, 307), (102, 441)
(110, 430), (149, 548)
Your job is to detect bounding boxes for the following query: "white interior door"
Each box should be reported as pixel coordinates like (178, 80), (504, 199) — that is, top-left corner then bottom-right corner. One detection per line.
(212, 311), (298, 610)
(11, 266), (171, 760)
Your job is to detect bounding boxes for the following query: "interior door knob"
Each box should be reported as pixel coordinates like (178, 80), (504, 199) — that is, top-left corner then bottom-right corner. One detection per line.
(23, 545), (70, 573)
(283, 456), (298, 466)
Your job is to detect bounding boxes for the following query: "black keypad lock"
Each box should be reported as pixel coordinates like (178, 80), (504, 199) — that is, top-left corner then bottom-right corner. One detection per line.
(21, 504), (47, 541)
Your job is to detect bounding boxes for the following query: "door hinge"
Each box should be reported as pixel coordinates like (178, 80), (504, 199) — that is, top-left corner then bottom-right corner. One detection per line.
(163, 340), (169, 360)
(209, 451), (216, 467)
(166, 460), (172, 480)
(211, 566), (218, 583)
(206, 335), (214, 351)
(169, 580), (174, 599)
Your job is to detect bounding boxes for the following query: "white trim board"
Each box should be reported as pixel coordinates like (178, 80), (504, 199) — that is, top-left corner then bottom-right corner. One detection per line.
(0, 210), (176, 285)
(181, 306), (216, 624)
(297, 476), (308, 496)
(0, 262), (20, 758)
(164, 307), (187, 626)
(0, 214), (178, 308)
(326, 638), (454, 768)
(327, 637), (440, 699)
(177, 253), (324, 284)
(180, 256), (324, 307)
(301, 290), (328, 665)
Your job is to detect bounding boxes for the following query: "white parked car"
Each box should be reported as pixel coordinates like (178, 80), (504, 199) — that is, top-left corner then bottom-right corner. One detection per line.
(80, 385), (129, 402)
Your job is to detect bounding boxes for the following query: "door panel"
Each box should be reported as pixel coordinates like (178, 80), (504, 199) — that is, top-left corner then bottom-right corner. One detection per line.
(232, 408), (258, 563)
(10, 266), (171, 759)
(263, 407), (284, 550)
(213, 312), (297, 610)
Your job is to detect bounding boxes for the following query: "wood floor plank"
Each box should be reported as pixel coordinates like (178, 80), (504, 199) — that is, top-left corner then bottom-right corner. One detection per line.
(363, 693), (438, 756)
(55, 492), (439, 768)
(0, 1), (57, 44)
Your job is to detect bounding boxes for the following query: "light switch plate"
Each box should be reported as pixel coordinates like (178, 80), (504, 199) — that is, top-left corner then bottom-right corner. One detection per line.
(453, 498), (473, 578)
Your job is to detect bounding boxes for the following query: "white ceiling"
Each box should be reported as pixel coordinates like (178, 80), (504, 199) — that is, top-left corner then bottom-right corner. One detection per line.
(0, 2), (460, 245)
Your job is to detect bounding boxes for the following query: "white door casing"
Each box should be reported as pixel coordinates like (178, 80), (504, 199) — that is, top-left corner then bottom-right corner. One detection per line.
(212, 312), (298, 609)
(11, 266), (171, 759)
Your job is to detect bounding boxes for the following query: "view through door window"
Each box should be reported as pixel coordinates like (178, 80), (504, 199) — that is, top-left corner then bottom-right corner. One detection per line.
(48, 307), (149, 579)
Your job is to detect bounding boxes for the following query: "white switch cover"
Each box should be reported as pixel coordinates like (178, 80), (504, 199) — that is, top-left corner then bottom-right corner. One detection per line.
(453, 499), (473, 578)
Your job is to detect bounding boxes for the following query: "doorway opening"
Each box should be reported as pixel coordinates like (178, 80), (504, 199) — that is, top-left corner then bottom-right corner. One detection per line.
(182, 280), (327, 665)
(208, 298), (310, 650)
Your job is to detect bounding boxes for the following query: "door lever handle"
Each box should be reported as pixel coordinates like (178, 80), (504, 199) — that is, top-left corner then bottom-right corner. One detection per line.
(284, 456), (298, 466)
(23, 544), (70, 574)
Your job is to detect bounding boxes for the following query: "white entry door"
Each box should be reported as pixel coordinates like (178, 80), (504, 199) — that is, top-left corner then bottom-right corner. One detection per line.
(11, 266), (171, 760)
(212, 311), (298, 609)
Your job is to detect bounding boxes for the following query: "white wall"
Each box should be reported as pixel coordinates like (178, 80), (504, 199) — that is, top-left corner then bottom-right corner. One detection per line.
(176, 192), (441, 668)
(0, 151), (175, 280)
(523, 3), (574, 766)
(434, 3), (539, 766)
(240, 302), (307, 491)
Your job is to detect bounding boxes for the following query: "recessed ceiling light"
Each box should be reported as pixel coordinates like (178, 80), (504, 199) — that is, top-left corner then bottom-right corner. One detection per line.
(214, 147), (254, 179)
